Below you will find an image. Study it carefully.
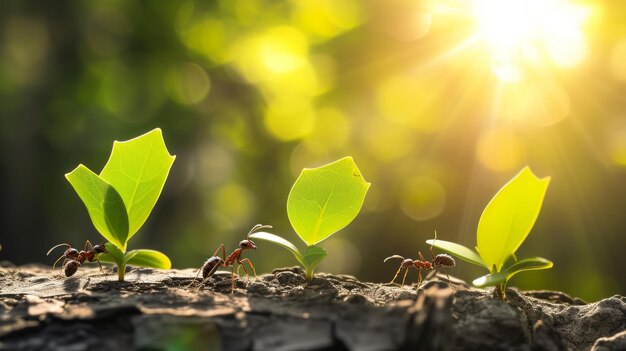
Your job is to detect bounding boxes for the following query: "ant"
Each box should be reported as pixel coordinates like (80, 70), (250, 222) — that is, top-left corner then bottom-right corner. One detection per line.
(47, 240), (108, 277)
(384, 232), (456, 288)
(188, 224), (270, 293)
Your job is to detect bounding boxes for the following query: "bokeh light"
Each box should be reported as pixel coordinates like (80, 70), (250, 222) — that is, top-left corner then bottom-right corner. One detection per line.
(472, 0), (590, 81)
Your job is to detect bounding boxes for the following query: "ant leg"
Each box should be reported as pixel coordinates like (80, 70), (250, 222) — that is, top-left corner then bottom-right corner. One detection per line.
(400, 268), (409, 287)
(429, 231), (437, 261)
(94, 258), (104, 272)
(441, 268), (454, 289)
(186, 268), (203, 289)
(56, 259), (70, 277)
(193, 264), (221, 292)
(389, 264), (403, 284)
(238, 262), (251, 283)
(238, 258), (257, 278)
(51, 255), (66, 270)
(211, 244), (225, 260)
(231, 265), (236, 293)
(84, 240), (94, 252)
(417, 269), (423, 287)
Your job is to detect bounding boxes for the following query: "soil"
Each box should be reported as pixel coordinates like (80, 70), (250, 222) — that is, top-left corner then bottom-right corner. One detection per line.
(0, 263), (625, 351)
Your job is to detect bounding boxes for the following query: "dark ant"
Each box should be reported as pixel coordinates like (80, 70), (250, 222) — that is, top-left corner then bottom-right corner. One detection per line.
(384, 232), (456, 287)
(47, 240), (108, 277)
(188, 224), (270, 293)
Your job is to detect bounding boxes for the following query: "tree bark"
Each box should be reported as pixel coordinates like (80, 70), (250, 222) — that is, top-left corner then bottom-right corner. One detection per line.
(0, 265), (624, 350)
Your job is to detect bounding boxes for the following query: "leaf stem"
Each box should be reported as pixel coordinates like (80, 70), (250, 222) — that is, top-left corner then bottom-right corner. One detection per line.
(305, 265), (315, 280)
(118, 264), (125, 281)
(495, 282), (506, 300)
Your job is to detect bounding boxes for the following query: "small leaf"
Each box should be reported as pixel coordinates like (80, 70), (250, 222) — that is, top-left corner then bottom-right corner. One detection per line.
(66, 166), (129, 250)
(302, 245), (328, 271)
(124, 249), (171, 269)
(287, 157), (370, 246)
(100, 242), (124, 266)
(477, 167), (550, 272)
(100, 128), (176, 242)
(472, 257), (553, 287)
(426, 239), (485, 267)
(250, 232), (305, 266)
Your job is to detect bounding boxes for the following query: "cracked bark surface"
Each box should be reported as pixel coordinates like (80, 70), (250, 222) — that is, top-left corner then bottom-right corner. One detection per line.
(0, 264), (625, 351)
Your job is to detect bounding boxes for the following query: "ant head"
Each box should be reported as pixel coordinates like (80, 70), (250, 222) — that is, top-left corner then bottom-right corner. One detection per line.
(93, 244), (108, 254)
(239, 239), (257, 251)
(433, 254), (455, 268)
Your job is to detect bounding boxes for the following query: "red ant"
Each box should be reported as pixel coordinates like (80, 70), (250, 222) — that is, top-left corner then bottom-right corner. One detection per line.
(47, 240), (108, 277)
(188, 224), (270, 293)
(384, 232), (455, 287)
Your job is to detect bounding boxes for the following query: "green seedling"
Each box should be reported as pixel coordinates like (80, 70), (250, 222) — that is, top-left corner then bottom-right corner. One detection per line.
(250, 157), (370, 280)
(427, 167), (553, 300)
(65, 128), (174, 281)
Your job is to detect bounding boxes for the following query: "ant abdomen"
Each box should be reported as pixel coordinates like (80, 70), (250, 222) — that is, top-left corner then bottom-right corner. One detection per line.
(202, 256), (224, 278)
(433, 254), (456, 268)
(64, 260), (81, 277)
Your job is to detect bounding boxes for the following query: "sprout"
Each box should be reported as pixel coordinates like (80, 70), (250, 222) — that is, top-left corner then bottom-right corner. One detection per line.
(427, 167), (553, 300)
(65, 129), (174, 281)
(251, 157), (370, 280)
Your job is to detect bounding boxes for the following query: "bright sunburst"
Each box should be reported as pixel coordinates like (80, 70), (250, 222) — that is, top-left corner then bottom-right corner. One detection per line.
(472, 0), (590, 82)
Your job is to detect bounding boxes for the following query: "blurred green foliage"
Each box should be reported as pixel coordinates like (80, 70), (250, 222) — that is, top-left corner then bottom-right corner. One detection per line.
(1, 0), (626, 301)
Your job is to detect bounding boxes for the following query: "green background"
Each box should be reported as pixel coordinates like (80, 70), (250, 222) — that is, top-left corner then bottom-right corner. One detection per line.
(0, 0), (624, 301)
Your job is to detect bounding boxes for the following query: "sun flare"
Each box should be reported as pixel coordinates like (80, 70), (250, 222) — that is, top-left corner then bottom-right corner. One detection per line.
(472, 0), (589, 81)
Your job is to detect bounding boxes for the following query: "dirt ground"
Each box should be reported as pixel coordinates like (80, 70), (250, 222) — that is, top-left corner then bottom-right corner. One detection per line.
(1, 264), (625, 350)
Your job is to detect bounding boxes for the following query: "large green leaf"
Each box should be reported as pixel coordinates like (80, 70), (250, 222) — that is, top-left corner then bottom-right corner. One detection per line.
(287, 157), (370, 246)
(66, 165), (129, 250)
(249, 232), (305, 266)
(477, 167), (550, 272)
(425, 239), (485, 267)
(100, 128), (176, 241)
(472, 257), (553, 287)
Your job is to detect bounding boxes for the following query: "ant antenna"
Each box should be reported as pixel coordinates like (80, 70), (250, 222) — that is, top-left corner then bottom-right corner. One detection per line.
(429, 230), (438, 261)
(383, 255), (405, 262)
(247, 224), (273, 240)
(47, 243), (71, 256)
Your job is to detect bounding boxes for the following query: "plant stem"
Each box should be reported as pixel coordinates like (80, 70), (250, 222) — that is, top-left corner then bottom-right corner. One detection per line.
(495, 282), (506, 301)
(118, 264), (125, 281)
(305, 266), (315, 280)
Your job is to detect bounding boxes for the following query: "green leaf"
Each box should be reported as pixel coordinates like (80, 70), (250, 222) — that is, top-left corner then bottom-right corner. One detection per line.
(100, 128), (176, 242)
(100, 242), (124, 266)
(123, 249), (171, 269)
(472, 257), (553, 287)
(425, 239), (485, 267)
(476, 167), (550, 272)
(287, 157), (370, 246)
(249, 232), (305, 266)
(302, 245), (328, 271)
(65, 166), (129, 250)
